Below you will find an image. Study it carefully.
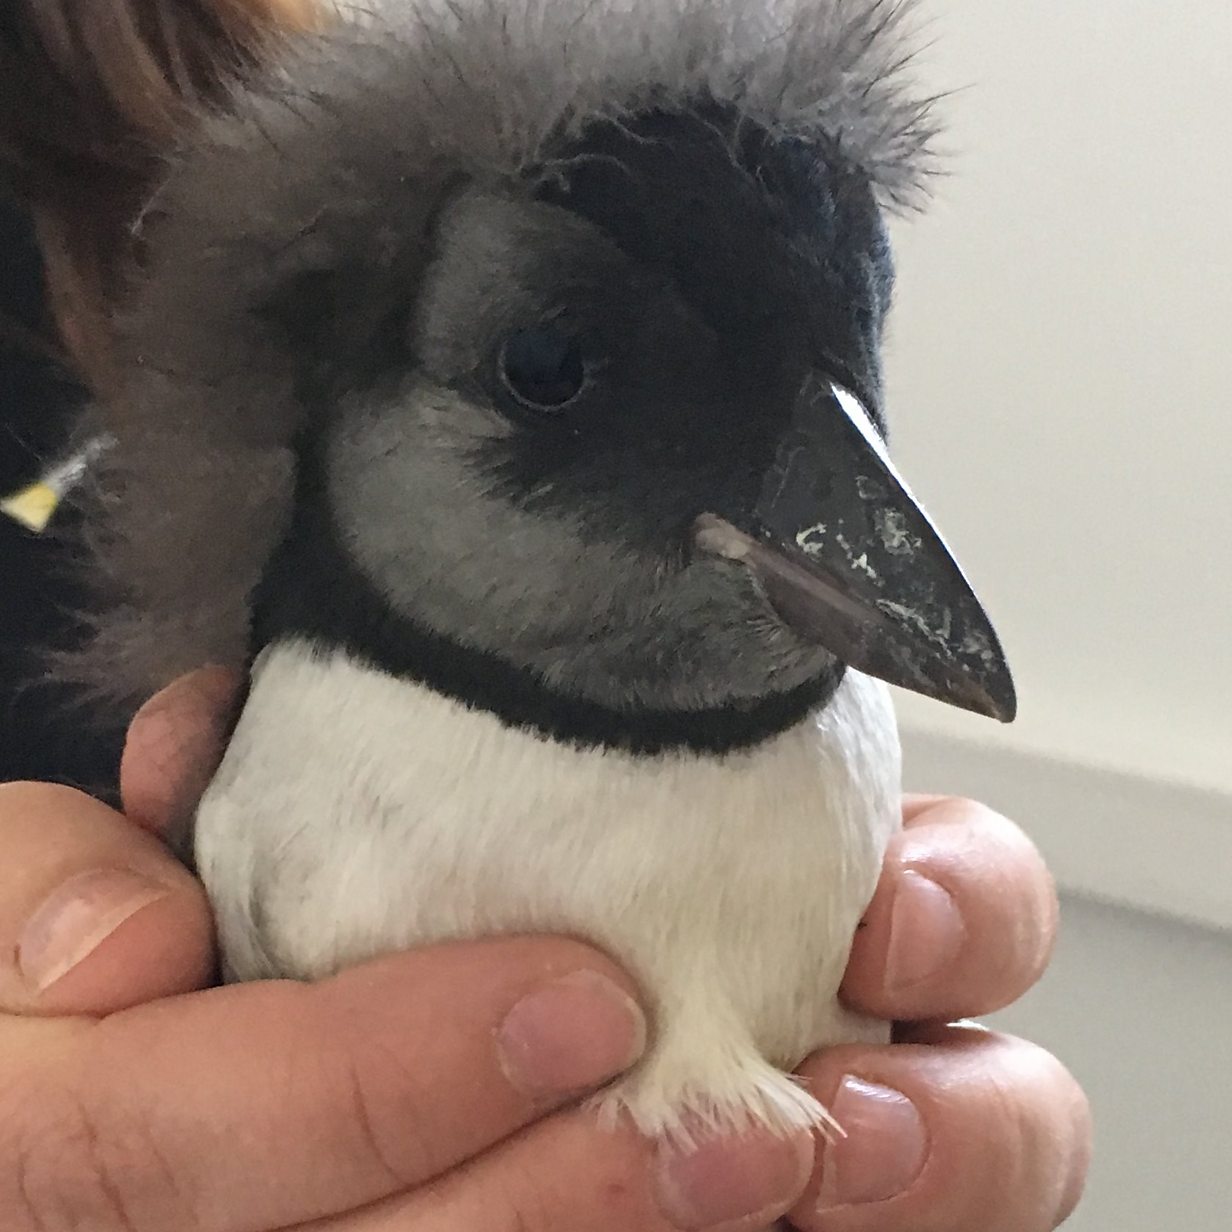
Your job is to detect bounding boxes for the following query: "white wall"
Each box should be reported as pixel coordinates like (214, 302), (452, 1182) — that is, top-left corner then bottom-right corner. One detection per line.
(883, 0), (1232, 793)
(883, 5), (1232, 1228)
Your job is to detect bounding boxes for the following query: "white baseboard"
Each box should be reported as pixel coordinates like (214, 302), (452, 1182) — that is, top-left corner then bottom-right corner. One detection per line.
(899, 726), (1232, 934)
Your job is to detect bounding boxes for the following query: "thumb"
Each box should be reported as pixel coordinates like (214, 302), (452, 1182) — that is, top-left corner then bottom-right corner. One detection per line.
(0, 782), (214, 1016)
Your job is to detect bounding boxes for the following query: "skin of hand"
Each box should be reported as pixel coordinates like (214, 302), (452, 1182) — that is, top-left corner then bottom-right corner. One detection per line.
(0, 670), (1091, 1232)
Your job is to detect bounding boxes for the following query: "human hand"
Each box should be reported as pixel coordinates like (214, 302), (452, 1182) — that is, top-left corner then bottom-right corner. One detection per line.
(784, 794), (1092, 1232)
(0, 670), (1090, 1232)
(0, 674), (810, 1232)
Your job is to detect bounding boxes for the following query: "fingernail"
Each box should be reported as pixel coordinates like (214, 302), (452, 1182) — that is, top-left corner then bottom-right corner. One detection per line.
(815, 1077), (927, 1211)
(18, 870), (172, 991)
(497, 970), (646, 1099)
(885, 869), (966, 992)
(654, 1129), (813, 1230)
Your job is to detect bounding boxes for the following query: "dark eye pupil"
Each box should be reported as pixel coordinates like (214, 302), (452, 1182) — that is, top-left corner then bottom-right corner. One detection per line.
(499, 326), (585, 411)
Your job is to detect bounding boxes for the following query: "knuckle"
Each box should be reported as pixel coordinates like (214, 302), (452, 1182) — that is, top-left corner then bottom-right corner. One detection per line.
(921, 794), (1006, 834)
(491, 1166), (564, 1232)
(983, 1041), (1089, 1232)
(936, 814), (1058, 994)
(1055, 1080), (1093, 1227)
(458, 1132), (640, 1232)
(0, 781), (92, 822)
(880, 1030), (1086, 1232)
(991, 871), (1057, 999)
(341, 1047), (435, 1187)
(328, 1012), (491, 1193)
(2, 1071), (189, 1232)
(504, 1190), (553, 1232)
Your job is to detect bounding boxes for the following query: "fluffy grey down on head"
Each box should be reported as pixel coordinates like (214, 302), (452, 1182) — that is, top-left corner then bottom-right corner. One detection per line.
(72, 0), (946, 718)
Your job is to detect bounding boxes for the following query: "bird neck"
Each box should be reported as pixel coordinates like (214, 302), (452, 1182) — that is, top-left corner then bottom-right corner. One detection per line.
(252, 485), (840, 758)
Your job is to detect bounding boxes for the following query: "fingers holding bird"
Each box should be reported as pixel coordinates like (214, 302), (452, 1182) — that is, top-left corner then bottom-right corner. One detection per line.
(790, 1026), (1091, 1232)
(0, 781), (214, 1016)
(0, 938), (649, 1232)
(0, 666), (242, 1018)
(841, 795), (1059, 1023)
(2, 704), (1087, 1232)
(120, 665), (242, 838)
(281, 1102), (815, 1232)
(799, 796), (1086, 1232)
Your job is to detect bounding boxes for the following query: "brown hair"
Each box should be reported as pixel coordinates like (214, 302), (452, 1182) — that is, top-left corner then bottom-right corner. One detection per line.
(0, 0), (321, 388)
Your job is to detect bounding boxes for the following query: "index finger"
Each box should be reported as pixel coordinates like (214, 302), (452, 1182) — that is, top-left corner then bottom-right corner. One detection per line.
(120, 666), (242, 837)
(3, 938), (647, 1232)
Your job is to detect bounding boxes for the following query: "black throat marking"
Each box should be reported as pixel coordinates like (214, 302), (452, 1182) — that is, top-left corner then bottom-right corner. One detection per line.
(252, 463), (842, 758)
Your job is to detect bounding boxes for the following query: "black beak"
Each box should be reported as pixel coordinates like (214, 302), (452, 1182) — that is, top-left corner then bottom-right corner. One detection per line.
(695, 373), (1017, 722)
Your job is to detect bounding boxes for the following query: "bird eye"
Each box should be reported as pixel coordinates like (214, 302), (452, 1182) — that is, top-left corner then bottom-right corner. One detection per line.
(497, 324), (587, 416)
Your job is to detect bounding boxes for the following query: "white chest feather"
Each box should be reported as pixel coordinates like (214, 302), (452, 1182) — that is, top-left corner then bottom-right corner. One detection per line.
(195, 641), (902, 1138)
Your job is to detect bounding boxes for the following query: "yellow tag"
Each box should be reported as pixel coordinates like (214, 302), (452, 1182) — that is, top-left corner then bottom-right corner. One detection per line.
(0, 483), (60, 533)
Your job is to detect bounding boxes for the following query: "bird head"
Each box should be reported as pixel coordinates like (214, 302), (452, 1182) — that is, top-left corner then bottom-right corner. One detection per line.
(89, 0), (1014, 746)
